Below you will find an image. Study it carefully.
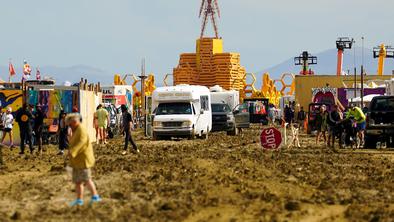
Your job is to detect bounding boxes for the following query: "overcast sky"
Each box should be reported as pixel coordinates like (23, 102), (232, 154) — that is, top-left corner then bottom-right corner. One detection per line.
(0, 0), (393, 80)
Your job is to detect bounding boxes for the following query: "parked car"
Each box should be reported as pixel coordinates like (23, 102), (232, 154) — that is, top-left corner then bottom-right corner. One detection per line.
(211, 102), (250, 135)
(365, 96), (394, 148)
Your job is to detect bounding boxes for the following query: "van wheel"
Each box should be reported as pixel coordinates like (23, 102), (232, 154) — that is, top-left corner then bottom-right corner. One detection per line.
(152, 132), (158, 141)
(203, 128), (209, 140)
(189, 131), (196, 140)
(227, 127), (238, 136)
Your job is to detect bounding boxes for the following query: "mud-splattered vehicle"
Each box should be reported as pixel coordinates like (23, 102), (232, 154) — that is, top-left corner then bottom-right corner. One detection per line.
(365, 96), (394, 148)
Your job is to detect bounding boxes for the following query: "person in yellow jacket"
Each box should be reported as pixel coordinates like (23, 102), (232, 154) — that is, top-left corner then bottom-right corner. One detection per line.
(66, 113), (101, 206)
(346, 105), (367, 147)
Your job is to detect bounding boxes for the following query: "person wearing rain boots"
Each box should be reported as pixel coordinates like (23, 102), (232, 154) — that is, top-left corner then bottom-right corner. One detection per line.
(66, 113), (101, 206)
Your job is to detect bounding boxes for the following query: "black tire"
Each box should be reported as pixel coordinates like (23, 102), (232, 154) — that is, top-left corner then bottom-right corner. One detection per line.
(189, 131), (196, 140)
(227, 127), (238, 136)
(364, 135), (377, 149)
(203, 127), (209, 140)
(152, 132), (158, 141)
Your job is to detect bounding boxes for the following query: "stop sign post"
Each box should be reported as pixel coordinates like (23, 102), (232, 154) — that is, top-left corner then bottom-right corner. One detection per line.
(261, 127), (282, 150)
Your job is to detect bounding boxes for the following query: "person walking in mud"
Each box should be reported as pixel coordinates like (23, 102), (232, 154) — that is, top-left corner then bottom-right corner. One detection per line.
(315, 105), (328, 146)
(121, 105), (139, 155)
(57, 111), (70, 155)
(15, 104), (34, 154)
(0, 106), (5, 142)
(346, 104), (366, 148)
(267, 104), (276, 126)
(327, 105), (342, 149)
(1, 107), (14, 148)
(284, 105), (294, 125)
(297, 106), (306, 131)
(66, 113), (101, 206)
(93, 106), (99, 144)
(96, 104), (109, 145)
(33, 105), (46, 154)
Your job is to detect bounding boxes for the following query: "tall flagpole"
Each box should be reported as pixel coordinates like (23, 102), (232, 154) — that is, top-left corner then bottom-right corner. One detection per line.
(8, 59), (12, 83)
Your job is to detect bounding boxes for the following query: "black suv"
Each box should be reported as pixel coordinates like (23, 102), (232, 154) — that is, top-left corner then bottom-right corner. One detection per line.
(211, 103), (250, 135)
(365, 96), (394, 148)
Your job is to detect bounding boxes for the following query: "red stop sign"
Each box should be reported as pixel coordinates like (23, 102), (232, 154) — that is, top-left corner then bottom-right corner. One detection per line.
(261, 127), (282, 150)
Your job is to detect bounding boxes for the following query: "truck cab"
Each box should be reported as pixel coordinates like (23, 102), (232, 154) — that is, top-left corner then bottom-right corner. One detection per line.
(365, 96), (394, 148)
(152, 85), (212, 140)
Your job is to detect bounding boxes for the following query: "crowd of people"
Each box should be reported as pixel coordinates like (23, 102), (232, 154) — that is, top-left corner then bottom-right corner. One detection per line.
(0, 104), (46, 155)
(266, 101), (367, 149)
(0, 102), (141, 206)
(0, 103), (139, 156)
(313, 104), (366, 148)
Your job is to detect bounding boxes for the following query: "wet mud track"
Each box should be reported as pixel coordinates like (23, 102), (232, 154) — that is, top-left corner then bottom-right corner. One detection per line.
(0, 126), (393, 221)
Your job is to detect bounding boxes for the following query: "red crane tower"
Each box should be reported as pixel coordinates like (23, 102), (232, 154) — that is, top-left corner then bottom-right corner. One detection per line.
(199, 0), (220, 38)
(336, 37), (354, 76)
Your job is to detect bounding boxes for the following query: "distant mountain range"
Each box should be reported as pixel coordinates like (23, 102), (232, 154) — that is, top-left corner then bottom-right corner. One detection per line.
(259, 47), (394, 80)
(1, 47), (393, 85)
(0, 65), (112, 85)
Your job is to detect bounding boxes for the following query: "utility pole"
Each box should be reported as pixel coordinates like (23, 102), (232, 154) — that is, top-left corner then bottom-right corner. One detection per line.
(138, 58), (148, 132)
(361, 37), (365, 107)
(353, 39), (357, 99)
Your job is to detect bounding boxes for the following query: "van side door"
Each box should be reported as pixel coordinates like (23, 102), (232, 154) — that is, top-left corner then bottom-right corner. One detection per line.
(199, 95), (210, 133)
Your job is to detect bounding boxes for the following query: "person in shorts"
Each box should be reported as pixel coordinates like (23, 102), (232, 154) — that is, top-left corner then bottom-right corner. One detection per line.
(0, 106), (4, 140)
(95, 104), (109, 144)
(93, 106), (100, 144)
(346, 104), (366, 147)
(67, 113), (101, 206)
(1, 107), (14, 148)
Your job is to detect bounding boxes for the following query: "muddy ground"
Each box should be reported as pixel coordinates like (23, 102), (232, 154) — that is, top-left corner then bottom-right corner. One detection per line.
(0, 126), (393, 222)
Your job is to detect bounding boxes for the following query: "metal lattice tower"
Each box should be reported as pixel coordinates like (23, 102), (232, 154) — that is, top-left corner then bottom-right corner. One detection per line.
(199, 0), (220, 38)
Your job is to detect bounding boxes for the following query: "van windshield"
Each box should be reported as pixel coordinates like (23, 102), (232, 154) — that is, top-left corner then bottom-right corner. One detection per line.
(211, 104), (231, 112)
(156, 103), (193, 115)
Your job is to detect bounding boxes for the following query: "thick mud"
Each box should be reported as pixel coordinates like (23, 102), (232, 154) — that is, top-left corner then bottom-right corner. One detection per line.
(0, 126), (393, 222)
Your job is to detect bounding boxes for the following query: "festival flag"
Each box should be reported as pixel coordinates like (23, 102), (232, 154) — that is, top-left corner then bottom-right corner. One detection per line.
(23, 60), (32, 75)
(9, 62), (16, 76)
(36, 67), (41, 80)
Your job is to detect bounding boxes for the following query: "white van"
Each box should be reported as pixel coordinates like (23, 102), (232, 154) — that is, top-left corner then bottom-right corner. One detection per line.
(152, 85), (212, 140)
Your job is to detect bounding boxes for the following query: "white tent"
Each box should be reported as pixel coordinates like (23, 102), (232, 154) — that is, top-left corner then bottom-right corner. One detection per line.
(351, 94), (381, 103)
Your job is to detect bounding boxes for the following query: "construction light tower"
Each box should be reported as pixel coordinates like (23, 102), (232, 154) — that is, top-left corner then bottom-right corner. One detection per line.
(373, 44), (394, 75)
(336, 37), (354, 76)
(294, 51), (317, 75)
(199, 0), (220, 38)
